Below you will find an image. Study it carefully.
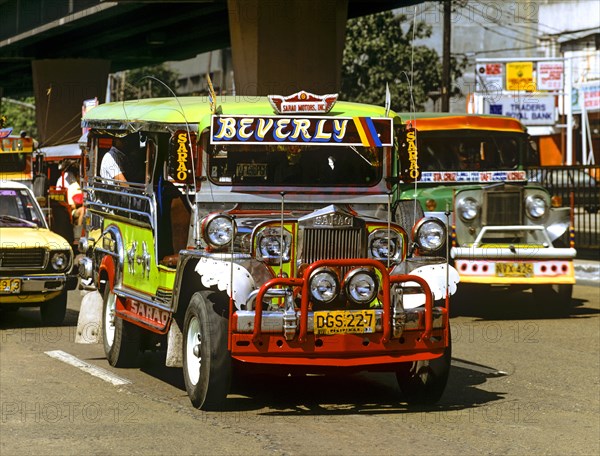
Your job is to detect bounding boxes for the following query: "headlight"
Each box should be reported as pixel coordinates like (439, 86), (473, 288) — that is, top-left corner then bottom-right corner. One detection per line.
(78, 236), (89, 254)
(368, 229), (403, 262)
(256, 227), (291, 264)
(309, 267), (339, 304)
(457, 197), (480, 222)
(413, 218), (446, 253)
(203, 214), (236, 248)
(525, 195), (547, 219)
(344, 268), (379, 304)
(50, 251), (70, 271)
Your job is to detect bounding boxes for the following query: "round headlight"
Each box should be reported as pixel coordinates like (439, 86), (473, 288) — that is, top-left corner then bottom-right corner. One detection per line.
(369, 232), (403, 262)
(256, 227), (291, 263)
(526, 195), (547, 219)
(78, 236), (89, 254)
(345, 268), (379, 304)
(457, 197), (480, 221)
(51, 252), (69, 271)
(413, 218), (446, 253)
(259, 236), (281, 257)
(309, 267), (339, 304)
(204, 214), (236, 247)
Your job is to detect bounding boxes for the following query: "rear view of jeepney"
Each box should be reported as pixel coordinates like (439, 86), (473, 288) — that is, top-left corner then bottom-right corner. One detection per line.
(395, 113), (576, 305)
(78, 93), (458, 410)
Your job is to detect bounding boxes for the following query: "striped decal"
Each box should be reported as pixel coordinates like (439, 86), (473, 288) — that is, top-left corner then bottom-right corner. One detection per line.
(353, 117), (370, 146)
(352, 117), (382, 147)
(363, 117), (383, 147)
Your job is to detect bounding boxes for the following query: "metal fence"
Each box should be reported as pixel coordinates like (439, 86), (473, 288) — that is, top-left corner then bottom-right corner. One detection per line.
(526, 165), (600, 251)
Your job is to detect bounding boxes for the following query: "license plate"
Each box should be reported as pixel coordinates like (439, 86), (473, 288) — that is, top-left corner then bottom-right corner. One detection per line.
(0, 278), (21, 294)
(496, 263), (533, 277)
(314, 310), (376, 335)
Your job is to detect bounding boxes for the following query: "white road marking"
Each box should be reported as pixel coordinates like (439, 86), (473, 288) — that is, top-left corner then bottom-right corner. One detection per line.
(45, 350), (132, 386)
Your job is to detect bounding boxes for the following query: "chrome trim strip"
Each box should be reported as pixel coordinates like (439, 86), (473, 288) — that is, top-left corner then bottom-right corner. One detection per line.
(113, 286), (173, 312)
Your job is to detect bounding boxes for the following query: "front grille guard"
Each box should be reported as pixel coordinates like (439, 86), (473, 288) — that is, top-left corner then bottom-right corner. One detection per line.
(250, 258), (435, 344)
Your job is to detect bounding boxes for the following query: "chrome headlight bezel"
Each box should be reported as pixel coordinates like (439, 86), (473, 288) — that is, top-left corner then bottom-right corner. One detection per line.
(413, 217), (447, 253)
(202, 213), (237, 248)
(309, 267), (339, 304)
(344, 267), (379, 305)
(256, 227), (292, 264)
(368, 229), (404, 262)
(525, 194), (548, 219)
(50, 251), (71, 272)
(456, 196), (480, 222)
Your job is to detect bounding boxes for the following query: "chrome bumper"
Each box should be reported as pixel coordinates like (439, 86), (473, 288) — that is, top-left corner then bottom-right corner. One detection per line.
(235, 307), (445, 334)
(1, 274), (75, 294)
(451, 246), (577, 260)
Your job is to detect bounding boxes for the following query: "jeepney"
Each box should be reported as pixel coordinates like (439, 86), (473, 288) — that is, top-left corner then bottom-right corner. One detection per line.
(33, 142), (86, 247)
(0, 131), (35, 186)
(78, 92), (459, 410)
(394, 113), (575, 304)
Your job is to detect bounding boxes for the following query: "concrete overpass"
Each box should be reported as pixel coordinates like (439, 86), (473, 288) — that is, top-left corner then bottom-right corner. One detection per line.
(0, 0), (416, 144)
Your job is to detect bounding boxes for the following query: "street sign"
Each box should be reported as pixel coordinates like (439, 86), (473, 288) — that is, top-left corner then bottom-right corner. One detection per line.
(485, 95), (556, 125)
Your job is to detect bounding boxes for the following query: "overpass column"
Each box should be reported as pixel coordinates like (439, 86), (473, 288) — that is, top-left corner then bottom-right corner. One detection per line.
(32, 59), (110, 146)
(227, 0), (348, 96)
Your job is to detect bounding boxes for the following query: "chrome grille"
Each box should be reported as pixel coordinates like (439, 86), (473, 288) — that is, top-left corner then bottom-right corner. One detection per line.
(484, 190), (523, 226)
(0, 248), (46, 270)
(300, 228), (364, 263)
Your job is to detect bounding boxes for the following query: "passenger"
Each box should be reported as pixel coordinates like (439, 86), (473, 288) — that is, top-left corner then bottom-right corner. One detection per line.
(100, 134), (143, 182)
(56, 163), (79, 190)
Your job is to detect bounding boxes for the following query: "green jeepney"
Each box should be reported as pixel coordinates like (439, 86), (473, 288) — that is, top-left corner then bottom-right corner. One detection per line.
(394, 113), (575, 305)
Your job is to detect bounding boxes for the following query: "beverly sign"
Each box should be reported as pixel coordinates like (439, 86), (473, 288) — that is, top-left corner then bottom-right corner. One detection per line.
(210, 115), (393, 147)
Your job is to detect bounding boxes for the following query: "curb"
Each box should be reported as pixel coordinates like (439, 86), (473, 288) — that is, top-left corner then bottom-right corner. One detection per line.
(574, 260), (600, 287)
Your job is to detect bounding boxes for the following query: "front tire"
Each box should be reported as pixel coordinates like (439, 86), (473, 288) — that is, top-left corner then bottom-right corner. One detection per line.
(183, 291), (231, 410)
(40, 292), (67, 326)
(396, 333), (451, 405)
(102, 284), (141, 367)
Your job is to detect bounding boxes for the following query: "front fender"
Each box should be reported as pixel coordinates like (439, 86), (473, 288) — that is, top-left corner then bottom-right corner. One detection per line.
(391, 262), (460, 309)
(546, 207), (570, 242)
(194, 257), (255, 309)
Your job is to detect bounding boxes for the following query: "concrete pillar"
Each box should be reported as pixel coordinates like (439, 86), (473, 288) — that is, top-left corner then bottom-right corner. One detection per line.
(32, 59), (110, 146)
(227, 0), (348, 96)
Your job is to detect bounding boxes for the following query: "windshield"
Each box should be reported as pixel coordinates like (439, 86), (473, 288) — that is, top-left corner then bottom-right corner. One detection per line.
(418, 130), (525, 171)
(0, 152), (29, 173)
(207, 144), (382, 186)
(0, 189), (44, 228)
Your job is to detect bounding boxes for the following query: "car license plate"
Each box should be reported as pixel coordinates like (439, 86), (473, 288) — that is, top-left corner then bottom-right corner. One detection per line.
(0, 278), (21, 294)
(314, 309), (376, 335)
(496, 263), (533, 277)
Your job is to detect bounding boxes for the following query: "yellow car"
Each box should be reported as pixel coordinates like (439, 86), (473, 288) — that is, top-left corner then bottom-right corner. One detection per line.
(0, 181), (77, 324)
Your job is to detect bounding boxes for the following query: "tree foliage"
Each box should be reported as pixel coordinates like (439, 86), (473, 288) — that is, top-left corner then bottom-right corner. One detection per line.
(341, 11), (464, 112)
(110, 64), (180, 101)
(0, 97), (37, 138)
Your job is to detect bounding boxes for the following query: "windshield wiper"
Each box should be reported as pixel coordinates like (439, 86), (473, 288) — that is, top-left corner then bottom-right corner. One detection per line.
(0, 214), (37, 227)
(349, 145), (375, 166)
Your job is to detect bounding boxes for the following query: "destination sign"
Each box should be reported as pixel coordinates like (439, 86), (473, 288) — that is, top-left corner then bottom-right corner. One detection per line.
(210, 115), (393, 147)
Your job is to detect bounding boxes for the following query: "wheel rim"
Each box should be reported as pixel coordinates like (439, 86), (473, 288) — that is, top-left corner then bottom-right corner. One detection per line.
(186, 316), (202, 386)
(104, 290), (116, 348)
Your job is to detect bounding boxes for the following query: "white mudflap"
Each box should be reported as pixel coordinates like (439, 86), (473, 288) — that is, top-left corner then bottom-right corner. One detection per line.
(165, 319), (183, 368)
(75, 290), (103, 344)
